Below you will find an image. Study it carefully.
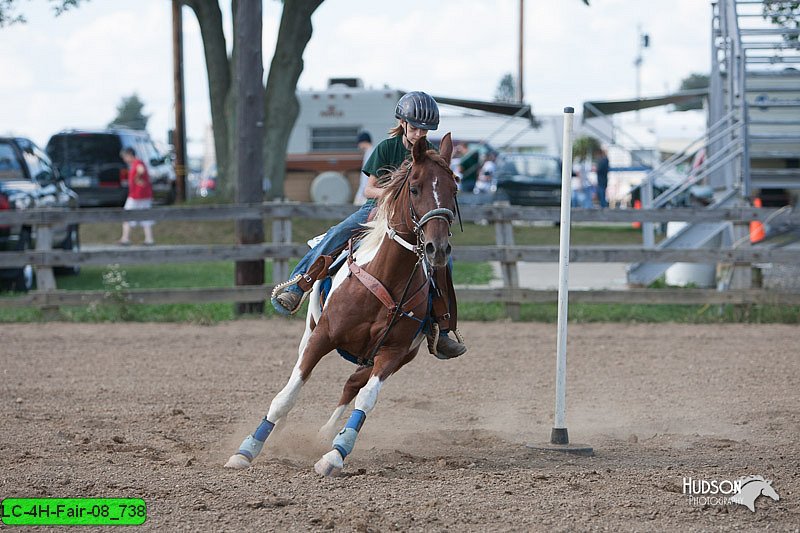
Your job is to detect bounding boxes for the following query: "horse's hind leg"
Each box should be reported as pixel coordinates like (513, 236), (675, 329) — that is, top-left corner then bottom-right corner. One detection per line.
(225, 319), (333, 469)
(318, 365), (372, 442)
(314, 351), (408, 477)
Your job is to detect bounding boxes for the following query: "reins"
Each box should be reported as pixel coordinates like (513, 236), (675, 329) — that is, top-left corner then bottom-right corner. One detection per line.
(352, 164), (457, 366)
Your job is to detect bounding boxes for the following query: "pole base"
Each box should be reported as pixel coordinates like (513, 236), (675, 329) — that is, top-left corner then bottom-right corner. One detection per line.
(526, 427), (594, 456)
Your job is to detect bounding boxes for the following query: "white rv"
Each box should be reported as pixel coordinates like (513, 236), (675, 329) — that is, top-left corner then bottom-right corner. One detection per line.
(285, 79), (401, 202)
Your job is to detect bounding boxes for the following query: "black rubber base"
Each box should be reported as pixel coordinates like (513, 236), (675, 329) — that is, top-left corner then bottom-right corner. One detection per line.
(526, 427), (594, 456)
(526, 442), (594, 456)
(550, 427), (569, 445)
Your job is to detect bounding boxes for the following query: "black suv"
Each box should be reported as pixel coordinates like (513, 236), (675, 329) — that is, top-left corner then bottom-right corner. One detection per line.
(46, 129), (176, 207)
(0, 137), (79, 291)
(459, 152), (564, 207)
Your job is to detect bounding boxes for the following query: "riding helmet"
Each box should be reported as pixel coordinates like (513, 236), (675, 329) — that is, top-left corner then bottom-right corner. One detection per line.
(395, 91), (439, 130)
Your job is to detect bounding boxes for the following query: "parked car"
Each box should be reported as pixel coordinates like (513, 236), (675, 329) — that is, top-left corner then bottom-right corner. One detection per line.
(45, 129), (176, 207)
(459, 152), (563, 207)
(0, 136), (79, 291)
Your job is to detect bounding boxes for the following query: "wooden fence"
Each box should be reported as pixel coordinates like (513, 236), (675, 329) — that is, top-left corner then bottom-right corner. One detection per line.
(1, 202), (799, 313)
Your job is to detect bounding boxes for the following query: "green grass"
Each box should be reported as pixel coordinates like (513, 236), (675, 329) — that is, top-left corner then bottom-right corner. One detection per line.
(0, 260), (494, 323)
(4, 203), (792, 324)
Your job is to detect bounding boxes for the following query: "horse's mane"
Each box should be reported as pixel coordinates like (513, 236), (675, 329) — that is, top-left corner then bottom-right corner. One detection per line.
(355, 149), (455, 262)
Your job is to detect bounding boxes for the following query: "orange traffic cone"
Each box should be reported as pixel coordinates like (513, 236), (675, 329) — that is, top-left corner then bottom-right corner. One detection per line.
(750, 197), (765, 243)
(632, 199), (642, 229)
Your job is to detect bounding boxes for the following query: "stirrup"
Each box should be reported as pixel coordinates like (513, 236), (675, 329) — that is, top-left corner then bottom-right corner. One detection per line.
(426, 323), (440, 355)
(270, 274), (303, 300)
(270, 275), (307, 316)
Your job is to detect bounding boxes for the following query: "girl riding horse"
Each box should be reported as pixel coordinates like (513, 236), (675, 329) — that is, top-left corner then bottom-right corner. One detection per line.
(272, 91), (465, 359)
(226, 133), (460, 476)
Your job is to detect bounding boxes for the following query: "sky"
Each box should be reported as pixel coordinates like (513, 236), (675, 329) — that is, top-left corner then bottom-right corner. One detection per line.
(0, 0), (712, 156)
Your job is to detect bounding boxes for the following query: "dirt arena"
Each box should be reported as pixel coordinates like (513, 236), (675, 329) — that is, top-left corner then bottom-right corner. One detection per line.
(2, 320), (799, 531)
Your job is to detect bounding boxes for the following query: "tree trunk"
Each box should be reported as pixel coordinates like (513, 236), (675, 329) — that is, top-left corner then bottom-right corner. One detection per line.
(263, 0), (324, 199)
(186, 0), (324, 199)
(183, 0), (231, 195)
(233, 0), (265, 315)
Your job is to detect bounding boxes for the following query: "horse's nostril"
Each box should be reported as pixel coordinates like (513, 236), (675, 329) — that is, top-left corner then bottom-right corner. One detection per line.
(425, 242), (435, 256)
(446, 244), (452, 256)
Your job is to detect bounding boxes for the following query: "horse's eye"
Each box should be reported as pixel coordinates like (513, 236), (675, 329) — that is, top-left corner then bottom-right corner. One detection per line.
(410, 186), (419, 196)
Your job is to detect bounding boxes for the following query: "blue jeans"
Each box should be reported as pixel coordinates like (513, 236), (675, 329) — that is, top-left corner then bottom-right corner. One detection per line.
(284, 201), (374, 296)
(597, 181), (608, 208)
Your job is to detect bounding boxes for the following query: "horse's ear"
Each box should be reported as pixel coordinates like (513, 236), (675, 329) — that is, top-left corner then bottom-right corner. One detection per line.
(412, 135), (428, 163)
(439, 132), (453, 164)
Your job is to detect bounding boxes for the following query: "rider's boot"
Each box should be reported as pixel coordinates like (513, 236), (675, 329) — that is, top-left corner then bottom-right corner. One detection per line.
(275, 290), (303, 314)
(432, 331), (467, 359)
(271, 284), (305, 315)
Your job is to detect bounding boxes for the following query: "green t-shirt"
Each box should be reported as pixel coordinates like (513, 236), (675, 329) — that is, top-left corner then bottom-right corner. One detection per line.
(362, 135), (435, 186)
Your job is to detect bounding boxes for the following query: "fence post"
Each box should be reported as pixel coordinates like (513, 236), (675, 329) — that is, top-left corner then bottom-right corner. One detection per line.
(33, 224), (59, 316)
(730, 221), (752, 289)
(493, 213), (520, 320)
(272, 216), (292, 284)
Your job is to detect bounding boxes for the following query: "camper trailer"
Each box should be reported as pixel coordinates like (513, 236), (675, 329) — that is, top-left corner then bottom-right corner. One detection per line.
(285, 78), (401, 202)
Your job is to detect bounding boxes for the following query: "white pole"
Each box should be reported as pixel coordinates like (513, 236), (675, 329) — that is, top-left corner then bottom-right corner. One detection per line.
(553, 107), (574, 442)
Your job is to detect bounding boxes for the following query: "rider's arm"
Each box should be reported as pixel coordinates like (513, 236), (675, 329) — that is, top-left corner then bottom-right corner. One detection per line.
(362, 174), (383, 200)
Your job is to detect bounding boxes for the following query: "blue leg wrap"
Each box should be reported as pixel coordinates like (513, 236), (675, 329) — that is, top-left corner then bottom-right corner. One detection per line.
(332, 409), (366, 459)
(237, 418), (274, 460)
(253, 418), (275, 441)
(345, 409), (366, 431)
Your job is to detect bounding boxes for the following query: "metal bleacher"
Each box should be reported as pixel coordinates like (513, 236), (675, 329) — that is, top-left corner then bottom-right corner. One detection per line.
(626, 0), (800, 286)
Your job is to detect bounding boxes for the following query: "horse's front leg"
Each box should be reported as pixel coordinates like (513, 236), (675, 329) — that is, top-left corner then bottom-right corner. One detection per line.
(225, 316), (332, 469)
(314, 349), (409, 477)
(318, 365), (372, 442)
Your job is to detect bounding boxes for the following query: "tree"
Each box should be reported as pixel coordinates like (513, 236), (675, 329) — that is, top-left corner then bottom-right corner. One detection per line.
(108, 94), (150, 130)
(494, 73), (516, 103)
(183, 0), (324, 199)
(0, 0), (81, 27)
(675, 73), (709, 112)
(573, 136), (602, 161)
(763, 0), (799, 43)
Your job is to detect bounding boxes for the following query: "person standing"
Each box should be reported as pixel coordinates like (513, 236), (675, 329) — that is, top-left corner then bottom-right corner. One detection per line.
(352, 131), (374, 205)
(473, 150), (497, 194)
(118, 147), (155, 245)
(594, 148), (610, 208)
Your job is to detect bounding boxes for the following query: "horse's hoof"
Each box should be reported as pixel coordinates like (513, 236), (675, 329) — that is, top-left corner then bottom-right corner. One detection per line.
(224, 454), (252, 469)
(314, 450), (343, 477)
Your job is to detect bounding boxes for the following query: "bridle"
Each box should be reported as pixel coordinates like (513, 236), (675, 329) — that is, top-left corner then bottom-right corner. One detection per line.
(357, 163), (459, 366)
(387, 164), (460, 260)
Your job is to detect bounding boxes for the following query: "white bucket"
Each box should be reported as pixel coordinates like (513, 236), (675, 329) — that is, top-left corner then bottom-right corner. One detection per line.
(664, 222), (717, 288)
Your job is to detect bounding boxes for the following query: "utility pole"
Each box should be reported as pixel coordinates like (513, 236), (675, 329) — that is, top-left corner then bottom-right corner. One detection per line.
(634, 24), (650, 121)
(234, 0), (265, 314)
(171, 0), (187, 202)
(518, 0), (524, 103)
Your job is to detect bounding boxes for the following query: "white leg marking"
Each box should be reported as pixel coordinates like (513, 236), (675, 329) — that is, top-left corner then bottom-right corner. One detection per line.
(354, 375), (383, 414)
(267, 366), (304, 422)
(319, 403), (349, 441)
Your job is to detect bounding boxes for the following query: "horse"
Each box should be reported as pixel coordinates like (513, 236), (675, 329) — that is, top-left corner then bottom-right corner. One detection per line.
(225, 133), (460, 477)
(729, 475), (780, 512)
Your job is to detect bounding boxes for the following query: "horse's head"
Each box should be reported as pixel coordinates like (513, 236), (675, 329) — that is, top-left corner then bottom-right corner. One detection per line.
(407, 132), (459, 267)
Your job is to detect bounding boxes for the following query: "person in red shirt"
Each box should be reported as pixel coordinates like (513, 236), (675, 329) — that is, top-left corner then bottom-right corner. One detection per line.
(118, 147), (155, 245)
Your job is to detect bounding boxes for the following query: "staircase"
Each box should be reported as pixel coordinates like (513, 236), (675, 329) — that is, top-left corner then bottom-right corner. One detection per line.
(713, 0), (800, 197)
(627, 0), (800, 286)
